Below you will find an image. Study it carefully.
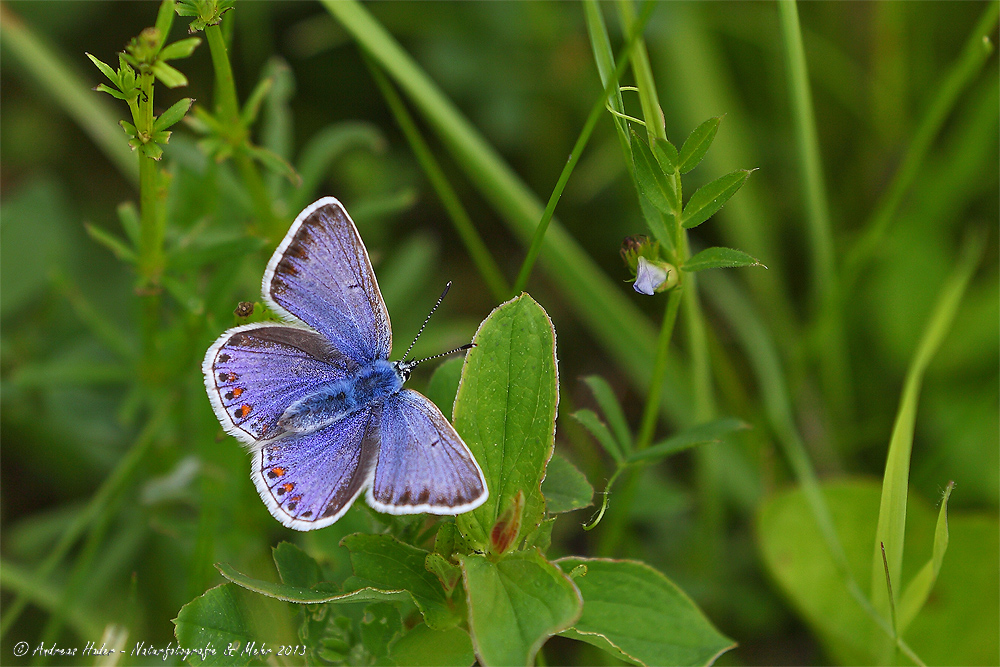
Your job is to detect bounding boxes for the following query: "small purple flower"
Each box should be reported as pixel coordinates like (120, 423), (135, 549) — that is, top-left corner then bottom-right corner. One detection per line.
(634, 256), (669, 295)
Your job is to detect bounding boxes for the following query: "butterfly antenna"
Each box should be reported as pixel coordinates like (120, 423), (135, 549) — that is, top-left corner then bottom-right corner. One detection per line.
(402, 281), (452, 362)
(406, 343), (476, 369)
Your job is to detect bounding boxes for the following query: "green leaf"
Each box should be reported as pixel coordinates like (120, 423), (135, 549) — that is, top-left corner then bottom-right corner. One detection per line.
(389, 623), (475, 667)
(556, 558), (735, 667)
(541, 453), (593, 513)
(652, 137), (678, 174)
(679, 169), (753, 229)
(757, 478), (999, 666)
(140, 142), (163, 160)
(86, 52), (119, 87)
(153, 97), (194, 132)
(626, 418), (749, 464)
(631, 129), (675, 216)
(159, 36), (201, 61)
(682, 247), (764, 273)
(461, 550), (581, 666)
(151, 60), (188, 88)
(84, 222), (135, 263)
(897, 481), (954, 633)
(361, 602), (402, 660)
(93, 83), (129, 100)
(455, 294), (558, 553)
(582, 375), (634, 453)
(154, 0), (176, 47)
(272, 542), (322, 589)
(291, 121), (386, 214)
(523, 517), (555, 552)
(572, 409), (623, 463)
(342, 533), (459, 630)
(424, 356), (464, 416)
(677, 116), (721, 174)
(240, 74), (273, 129)
(425, 553), (461, 595)
(172, 584), (255, 666)
(245, 143), (301, 186)
(166, 233), (267, 272)
(117, 202), (140, 247)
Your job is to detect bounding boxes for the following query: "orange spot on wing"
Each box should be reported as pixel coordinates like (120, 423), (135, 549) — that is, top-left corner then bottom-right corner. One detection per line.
(232, 387), (244, 398)
(235, 404), (252, 418)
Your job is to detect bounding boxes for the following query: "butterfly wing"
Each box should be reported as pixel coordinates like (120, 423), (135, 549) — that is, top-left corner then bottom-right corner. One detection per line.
(368, 389), (488, 515)
(252, 407), (379, 530)
(203, 322), (358, 446)
(263, 197), (392, 364)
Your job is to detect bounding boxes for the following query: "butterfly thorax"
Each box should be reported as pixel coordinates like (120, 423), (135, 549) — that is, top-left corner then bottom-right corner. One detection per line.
(277, 359), (404, 434)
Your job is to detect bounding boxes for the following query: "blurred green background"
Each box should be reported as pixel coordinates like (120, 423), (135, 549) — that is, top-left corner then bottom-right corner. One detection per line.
(1, 1), (997, 665)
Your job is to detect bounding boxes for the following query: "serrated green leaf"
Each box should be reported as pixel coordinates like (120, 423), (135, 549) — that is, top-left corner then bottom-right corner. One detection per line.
(682, 247), (764, 273)
(140, 142), (163, 160)
(455, 295), (558, 553)
(272, 542), (322, 589)
(541, 453), (593, 513)
(677, 116), (721, 174)
(153, 97), (194, 132)
(119, 120), (138, 138)
(171, 584), (255, 665)
(461, 550), (581, 667)
(582, 375), (634, 453)
(245, 143), (301, 186)
(572, 409), (623, 463)
(680, 170), (752, 229)
(159, 36), (201, 61)
(217, 560), (409, 606)
(631, 129), (675, 216)
(523, 517), (555, 552)
(425, 553), (461, 595)
(389, 623), (475, 667)
(151, 60), (188, 88)
(342, 533), (459, 630)
(652, 137), (678, 174)
(626, 418), (749, 464)
(151, 130), (171, 144)
(85, 222), (136, 263)
(556, 558), (734, 667)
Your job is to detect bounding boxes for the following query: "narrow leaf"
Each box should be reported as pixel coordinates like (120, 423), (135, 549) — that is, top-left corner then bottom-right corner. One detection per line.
(117, 202), (140, 247)
(556, 558), (735, 666)
(240, 74), (272, 128)
(541, 453), (594, 513)
(245, 144), (301, 186)
(152, 97), (194, 132)
(683, 247), (764, 273)
(462, 550), (582, 666)
(582, 375), (634, 453)
(151, 60), (188, 88)
(85, 222), (136, 263)
(159, 36), (201, 61)
(897, 481), (954, 636)
(455, 295), (559, 553)
(680, 169), (753, 229)
(94, 83), (128, 100)
(677, 116), (721, 174)
(652, 137), (678, 174)
(86, 53), (118, 85)
(631, 129), (675, 216)
(573, 409), (623, 463)
(626, 418), (749, 464)
(153, 0), (175, 48)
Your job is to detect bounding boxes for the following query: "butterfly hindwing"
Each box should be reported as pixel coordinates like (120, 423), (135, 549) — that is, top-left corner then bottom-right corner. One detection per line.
(263, 197), (392, 364)
(252, 407), (380, 530)
(368, 389), (488, 514)
(203, 323), (357, 445)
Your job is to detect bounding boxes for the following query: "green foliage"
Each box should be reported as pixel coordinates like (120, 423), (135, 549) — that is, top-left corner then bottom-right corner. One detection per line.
(2, 2), (996, 666)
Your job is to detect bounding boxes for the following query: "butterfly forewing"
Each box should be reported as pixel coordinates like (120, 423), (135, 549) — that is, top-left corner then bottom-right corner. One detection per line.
(263, 198), (392, 364)
(203, 323), (358, 445)
(368, 389), (488, 514)
(253, 407), (379, 530)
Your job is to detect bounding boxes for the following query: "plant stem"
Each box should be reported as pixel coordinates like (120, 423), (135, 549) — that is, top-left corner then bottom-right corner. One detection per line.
(635, 289), (684, 449)
(204, 21), (277, 235)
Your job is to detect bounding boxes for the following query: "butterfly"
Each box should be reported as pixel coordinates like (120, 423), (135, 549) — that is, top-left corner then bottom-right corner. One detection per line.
(202, 197), (488, 530)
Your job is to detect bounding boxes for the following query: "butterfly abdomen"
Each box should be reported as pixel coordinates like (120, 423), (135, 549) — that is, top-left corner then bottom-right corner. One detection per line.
(278, 358), (404, 433)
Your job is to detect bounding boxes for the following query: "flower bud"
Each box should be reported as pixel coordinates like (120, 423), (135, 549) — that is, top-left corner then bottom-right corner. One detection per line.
(621, 235), (677, 294)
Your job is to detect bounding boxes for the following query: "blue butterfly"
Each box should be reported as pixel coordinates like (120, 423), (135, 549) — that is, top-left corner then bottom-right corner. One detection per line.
(202, 197), (488, 530)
